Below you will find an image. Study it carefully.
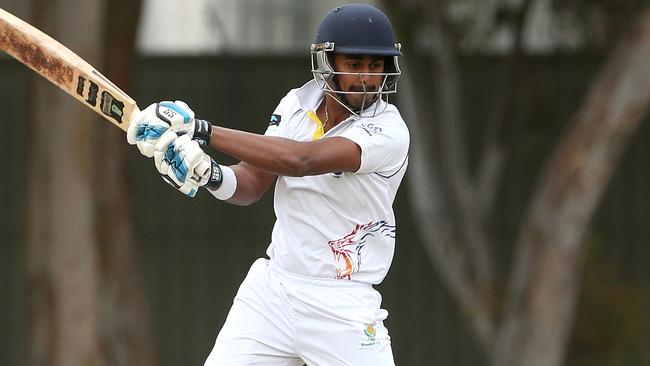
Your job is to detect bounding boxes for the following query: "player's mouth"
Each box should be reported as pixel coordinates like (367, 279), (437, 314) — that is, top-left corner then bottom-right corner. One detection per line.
(348, 84), (378, 93)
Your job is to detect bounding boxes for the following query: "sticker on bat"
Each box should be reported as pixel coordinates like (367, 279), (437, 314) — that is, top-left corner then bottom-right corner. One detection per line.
(76, 75), (125, 124)
(76, 76), (99, 106)
(100, 91), (125, 124)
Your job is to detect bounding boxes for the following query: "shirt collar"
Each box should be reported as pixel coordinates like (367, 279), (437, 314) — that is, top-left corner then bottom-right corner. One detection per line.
(295, 80), (324, 112)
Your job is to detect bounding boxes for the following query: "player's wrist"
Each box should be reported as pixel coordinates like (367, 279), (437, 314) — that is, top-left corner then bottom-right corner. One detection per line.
(193, 119), (212, 146)
(206, 164), (237, 200)
(204, 158), (223, 190)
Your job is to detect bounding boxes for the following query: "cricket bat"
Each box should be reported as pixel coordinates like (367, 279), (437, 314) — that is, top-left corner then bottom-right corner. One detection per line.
(0, 7), (137, 131)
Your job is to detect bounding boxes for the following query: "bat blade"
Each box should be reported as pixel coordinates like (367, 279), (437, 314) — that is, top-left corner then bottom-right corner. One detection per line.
(0, 7), (138, 131)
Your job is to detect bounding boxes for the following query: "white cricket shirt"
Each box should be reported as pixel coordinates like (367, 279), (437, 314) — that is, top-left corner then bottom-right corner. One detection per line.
(264, 80), (409, 285)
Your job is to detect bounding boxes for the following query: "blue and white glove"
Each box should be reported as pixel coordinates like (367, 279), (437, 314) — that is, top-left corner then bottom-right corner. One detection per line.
(127, 100), (212, 157)
(153, 131), (223, 197)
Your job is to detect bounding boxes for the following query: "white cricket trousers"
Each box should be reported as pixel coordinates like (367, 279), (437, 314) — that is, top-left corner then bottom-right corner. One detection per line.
(204, 258), (395, 365)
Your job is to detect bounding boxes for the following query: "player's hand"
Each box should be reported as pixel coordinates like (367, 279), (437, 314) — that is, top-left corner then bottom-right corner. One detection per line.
(164, 100), (213, 147)
(126, 102), (173, 157)
(127, 101), (212, 156)
(153, 131), (223, 197)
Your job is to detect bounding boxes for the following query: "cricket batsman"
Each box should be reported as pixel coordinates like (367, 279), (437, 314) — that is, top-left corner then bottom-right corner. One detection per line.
(127, 3), (409, 365)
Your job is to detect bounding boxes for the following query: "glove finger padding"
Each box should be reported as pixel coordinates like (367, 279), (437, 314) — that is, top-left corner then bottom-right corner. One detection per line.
(126, 107), (145, 145)
(193, 155), (213, 186)
(127, 103), (171, 158)
(155, 132), (202, 198)
(153, 130), (180, 176)
(160, 175), (200, 197)
(154, 132), (207, 188)
(153, 129), (218, 198)
(179, 178), (200, 197)
(173, 135), (209, 183)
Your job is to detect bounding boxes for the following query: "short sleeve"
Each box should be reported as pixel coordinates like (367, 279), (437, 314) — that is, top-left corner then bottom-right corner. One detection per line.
(264, 94), (291, 138)
(339, 113), (409, 175)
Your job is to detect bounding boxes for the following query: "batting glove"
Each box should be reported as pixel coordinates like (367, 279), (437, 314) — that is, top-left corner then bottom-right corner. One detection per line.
(127, 101), (212, 157)
(153, 131), (223, 197)
(156, 100), (213, 146)
(127, 102), (172, 157)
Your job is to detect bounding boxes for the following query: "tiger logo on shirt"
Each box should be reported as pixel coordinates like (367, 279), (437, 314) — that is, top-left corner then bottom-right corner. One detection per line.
(328, 221), (396, 280)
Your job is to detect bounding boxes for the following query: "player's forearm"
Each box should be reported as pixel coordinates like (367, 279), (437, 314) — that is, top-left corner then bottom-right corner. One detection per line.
(224, 163), (276, 206)
(225, 181), (264, 206)
(209, 126), (319, 177)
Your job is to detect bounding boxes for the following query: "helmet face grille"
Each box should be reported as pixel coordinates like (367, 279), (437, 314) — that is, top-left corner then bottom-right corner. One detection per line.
(310, 49), (401, 117)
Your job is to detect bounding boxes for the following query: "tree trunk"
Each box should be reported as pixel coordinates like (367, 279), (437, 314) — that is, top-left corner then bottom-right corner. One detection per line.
(24, 0), (153, 365)
(96, 0), (157, 364)
(24, 0), (105, 364)
(379, 0), (498, 351)
(379, 1), (650, 365)
(493, 8), (650, 366)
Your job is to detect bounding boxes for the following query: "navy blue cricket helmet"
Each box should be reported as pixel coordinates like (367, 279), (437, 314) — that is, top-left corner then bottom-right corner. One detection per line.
(310, 3), (402, 115)
(314, 3), (402, 56)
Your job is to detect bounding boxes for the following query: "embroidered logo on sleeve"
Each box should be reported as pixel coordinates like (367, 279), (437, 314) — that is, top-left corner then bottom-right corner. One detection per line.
(269, 114), (282, 126)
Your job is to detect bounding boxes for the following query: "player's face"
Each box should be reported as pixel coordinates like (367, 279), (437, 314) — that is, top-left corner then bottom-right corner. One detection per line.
(331, 54), (386, 111)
